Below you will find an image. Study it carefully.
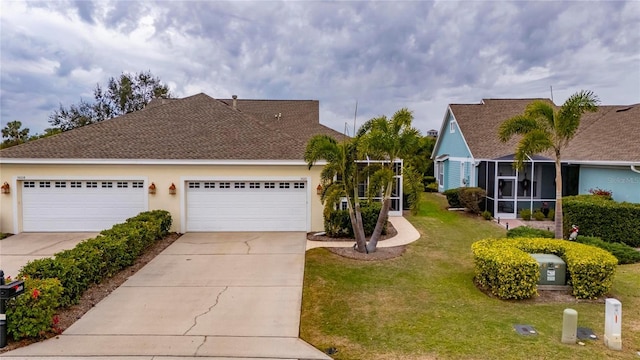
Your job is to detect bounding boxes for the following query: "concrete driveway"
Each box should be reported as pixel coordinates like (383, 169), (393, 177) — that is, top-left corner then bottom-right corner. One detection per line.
(0, 233), (97, 278)
(2, 232), (330, 360)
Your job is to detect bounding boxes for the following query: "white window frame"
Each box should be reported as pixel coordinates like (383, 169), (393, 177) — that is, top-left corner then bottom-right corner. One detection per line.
(450, 120), (456, 133)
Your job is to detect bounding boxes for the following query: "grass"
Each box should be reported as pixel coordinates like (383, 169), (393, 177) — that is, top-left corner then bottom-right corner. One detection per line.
(300, 193), (640, 359)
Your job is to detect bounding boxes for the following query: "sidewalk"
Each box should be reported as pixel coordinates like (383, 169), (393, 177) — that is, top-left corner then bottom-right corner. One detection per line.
(306, 216), (421, 250)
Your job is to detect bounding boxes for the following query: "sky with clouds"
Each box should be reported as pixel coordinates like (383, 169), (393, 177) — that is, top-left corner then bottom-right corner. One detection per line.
(1, 0), (639, 136)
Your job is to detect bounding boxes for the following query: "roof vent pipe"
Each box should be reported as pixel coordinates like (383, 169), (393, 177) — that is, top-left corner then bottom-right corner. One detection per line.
(232, 95), (237, 110)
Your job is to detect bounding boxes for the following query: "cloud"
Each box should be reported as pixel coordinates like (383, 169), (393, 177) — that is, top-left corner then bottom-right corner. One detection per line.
(1, 0), (638, 136)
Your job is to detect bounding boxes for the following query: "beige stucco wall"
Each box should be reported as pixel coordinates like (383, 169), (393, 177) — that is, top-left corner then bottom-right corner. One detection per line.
(0, 162), (325, 234)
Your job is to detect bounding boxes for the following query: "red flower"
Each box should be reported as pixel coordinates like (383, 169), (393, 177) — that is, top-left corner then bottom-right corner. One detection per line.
(32, 288), (40, 299)
(52, 315), (60, 325)
(5, 276), (11, 282)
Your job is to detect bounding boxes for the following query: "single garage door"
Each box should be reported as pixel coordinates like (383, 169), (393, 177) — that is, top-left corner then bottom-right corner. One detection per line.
(22, 180), (147, 232)
(186, 180), (308, 231)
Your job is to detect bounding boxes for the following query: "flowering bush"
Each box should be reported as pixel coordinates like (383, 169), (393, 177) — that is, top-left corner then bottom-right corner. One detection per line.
(588, 187), (613, 199)
(5, 277), (63, 340)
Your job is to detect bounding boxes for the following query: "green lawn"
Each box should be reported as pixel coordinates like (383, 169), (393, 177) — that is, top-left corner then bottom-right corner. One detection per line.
(301, 193), (640, 359)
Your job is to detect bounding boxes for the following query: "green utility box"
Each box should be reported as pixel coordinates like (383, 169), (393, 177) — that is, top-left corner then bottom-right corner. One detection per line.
(529, 253), (566, 285)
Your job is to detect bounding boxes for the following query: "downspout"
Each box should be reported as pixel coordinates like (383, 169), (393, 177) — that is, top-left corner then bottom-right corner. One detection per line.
(631, 165), (640, 174)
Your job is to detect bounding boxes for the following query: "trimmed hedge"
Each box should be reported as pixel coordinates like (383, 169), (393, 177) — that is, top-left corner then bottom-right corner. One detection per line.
(443, 188), (462, 208)
(5, 277), (63, 340)
(444, 187), (486, 213)
(324, 202), (387, 238)
(507, 226), (554, 239)
(564, 195), (640, 247)
(18, 210), (172, 308)
(472, 237), (618, 300)
(576, 235), (640, 265)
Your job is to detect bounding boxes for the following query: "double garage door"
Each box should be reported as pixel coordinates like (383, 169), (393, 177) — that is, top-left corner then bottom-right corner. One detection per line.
(20, 179), (308, 232)
(186, 180), (308, 232)
(21, 180), (147, 232)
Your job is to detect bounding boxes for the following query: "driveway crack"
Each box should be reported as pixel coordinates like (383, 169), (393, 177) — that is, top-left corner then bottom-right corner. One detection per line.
(184, 286), (229, 335)
(194, 335), (208, 356)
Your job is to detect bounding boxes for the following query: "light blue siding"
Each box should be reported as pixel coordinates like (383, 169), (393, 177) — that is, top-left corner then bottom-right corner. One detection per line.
(436, 113), (472, 158)
(579, 166), (640, 203)
(446, 160), (461, 190)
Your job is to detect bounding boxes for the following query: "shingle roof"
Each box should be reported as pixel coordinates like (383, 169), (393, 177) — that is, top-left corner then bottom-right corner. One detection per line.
(450, 99), (640, 162)
(0, 93), (344, 160)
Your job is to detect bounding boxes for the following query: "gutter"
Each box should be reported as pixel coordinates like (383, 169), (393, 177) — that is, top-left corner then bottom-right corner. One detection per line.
(631, 165), (640, 174)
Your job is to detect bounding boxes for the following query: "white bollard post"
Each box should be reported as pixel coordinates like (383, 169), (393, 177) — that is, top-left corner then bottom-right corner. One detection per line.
(561, 308), (578, 344)
(604, 298), (622, 350)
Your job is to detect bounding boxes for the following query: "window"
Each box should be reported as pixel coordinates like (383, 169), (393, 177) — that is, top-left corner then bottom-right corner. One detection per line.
(132, 181), (144, 188)
(188, 182), (201, 189)
(55, 181), (67, 188)
(279, 182), (290, 189)
(219, 182), (230, 189)
(234, 182), (246, 189)
(86, 181), (98, 188)
(450, 120), (456, 133)
(293, 182), (305, 189)
(249, 182), (260, 189)
(39, 181), (51, 188)
(437, 162), (444, 186)
(117, 181), (128, 188)
(204, 182), (215, 189)
(24, 181), (35, 188)
(70, 181), (82, 188)
(264, 182), (275, 189)
(102, 182), (113, 188)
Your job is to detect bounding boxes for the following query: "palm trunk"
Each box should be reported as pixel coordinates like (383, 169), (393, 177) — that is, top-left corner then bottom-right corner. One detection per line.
(554, 154), (564, 239)
(350, 201), (367, 253)
(366, 182), (394, 253)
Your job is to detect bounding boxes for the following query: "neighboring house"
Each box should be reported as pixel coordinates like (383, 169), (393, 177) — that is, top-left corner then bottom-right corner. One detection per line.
(426, 129), (438, 138)
(0, 93), (353, 234)
(431, 99), (640, 219)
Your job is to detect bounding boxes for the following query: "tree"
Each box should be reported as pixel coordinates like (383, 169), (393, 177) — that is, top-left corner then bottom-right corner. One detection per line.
(305, 134), (368, 252)
(358, 108), (421, 252)
(1, 120), (30, 148)
(49, 70), (171, 131)
(498, 90), (599, 239)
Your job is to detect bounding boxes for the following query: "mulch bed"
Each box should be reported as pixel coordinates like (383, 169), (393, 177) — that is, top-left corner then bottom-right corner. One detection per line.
(0, 232), (182, 354)
(307, 222), (406, 261)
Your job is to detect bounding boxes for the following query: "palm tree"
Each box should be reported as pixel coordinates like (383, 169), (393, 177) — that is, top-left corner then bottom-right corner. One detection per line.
(1, 120), (30, 148)
(358, 108), (421, 252)
(498, 90), (599, 239)
(304, 134), (368, 252)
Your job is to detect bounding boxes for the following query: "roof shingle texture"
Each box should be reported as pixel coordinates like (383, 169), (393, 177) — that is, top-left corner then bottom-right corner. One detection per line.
(450, 99), (640, 162)
(1, 93), (345, 160)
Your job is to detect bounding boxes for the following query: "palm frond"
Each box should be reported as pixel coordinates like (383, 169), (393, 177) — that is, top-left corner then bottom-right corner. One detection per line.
(556, 90), (599, 141)
(512, 129), (554, 168)
(498, 115), (541, 142)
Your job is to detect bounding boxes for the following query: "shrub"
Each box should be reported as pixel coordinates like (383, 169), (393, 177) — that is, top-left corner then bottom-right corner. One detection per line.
(576, 235), (640, 265)
(546, 208), (555, 220)
(425, 183), (439, 192)
(472, 237), (618, 299)
(507, 226), (554, 239)
(519, 209), (532, 221)
(458, 187), (487, 214)
(588, 187), (613, 200)
(443, 188), (462, 208)
(423, 175), (436, 185)
(19, 257), (86, 307)
(6, 277), (63, 340)
(324, 202), (386, 238)
(564, 195), (640, 247)
(482, 211), (492, 220)
(533, 210), (545, 221)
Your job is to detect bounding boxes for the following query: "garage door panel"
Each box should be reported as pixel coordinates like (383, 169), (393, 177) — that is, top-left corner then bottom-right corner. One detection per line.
(186, 181), (308, 232)
(22, 180), (146, 232)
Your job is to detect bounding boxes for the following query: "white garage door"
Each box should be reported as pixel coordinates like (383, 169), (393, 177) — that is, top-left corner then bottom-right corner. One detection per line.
(186, 180), (308, 231)
(22, 180), (147, 232)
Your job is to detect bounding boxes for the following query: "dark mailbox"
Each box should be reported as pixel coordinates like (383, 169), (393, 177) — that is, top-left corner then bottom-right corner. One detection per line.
(0, 281), (25, 300)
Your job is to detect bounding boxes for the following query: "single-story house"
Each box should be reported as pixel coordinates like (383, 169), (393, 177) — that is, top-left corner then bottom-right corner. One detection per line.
(1, 93), (403, 234)
(431, 98), (640, 219)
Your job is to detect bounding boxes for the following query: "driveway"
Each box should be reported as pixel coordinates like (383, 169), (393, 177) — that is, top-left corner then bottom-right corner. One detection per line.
(0, 233), (97, 278)
(2, 232), (330, 360)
